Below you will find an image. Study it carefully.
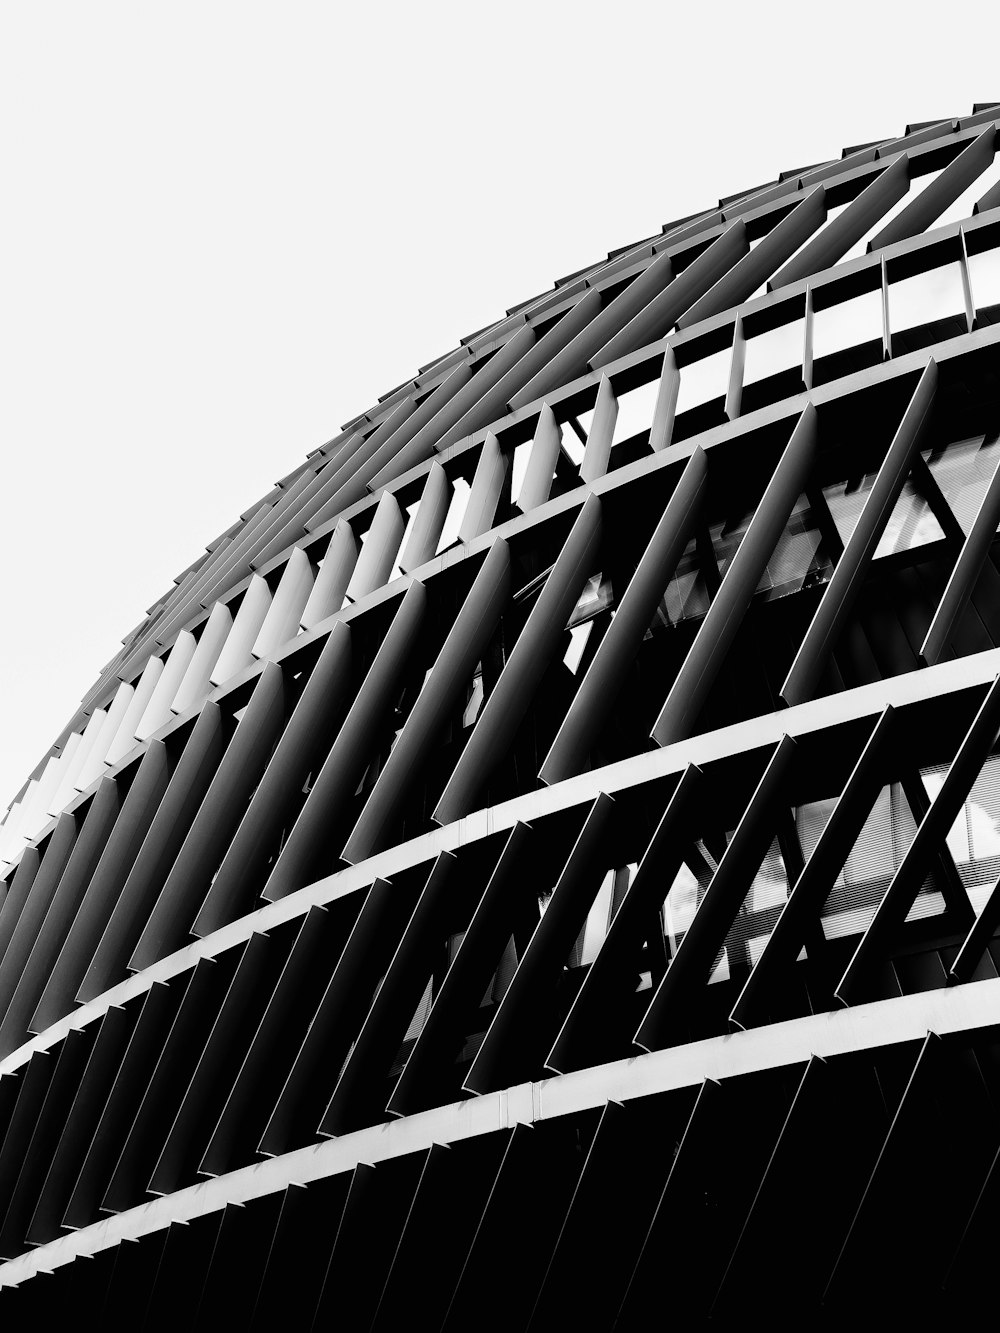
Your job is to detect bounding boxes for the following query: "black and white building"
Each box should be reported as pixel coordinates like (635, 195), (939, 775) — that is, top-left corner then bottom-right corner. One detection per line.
(4, 107), (1000, 1326)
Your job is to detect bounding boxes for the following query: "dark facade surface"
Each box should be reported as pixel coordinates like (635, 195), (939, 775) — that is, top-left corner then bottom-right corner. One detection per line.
(4, 108), (1000, 1325)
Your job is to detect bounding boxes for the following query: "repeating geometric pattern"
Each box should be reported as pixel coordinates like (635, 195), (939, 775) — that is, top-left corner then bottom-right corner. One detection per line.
(4, 106), (1000, 1326)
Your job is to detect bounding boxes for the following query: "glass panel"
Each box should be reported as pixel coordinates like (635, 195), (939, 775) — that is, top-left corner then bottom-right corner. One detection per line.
(923, 435), (1000, 535)
(577, 868), (617, 966)
(797, 797), (840, 868)
(888, 262), (964, 333)
(873, 478), (945, 556)
(750, 840), (790, 911)
(812, 288), (881, 361)
(390, 498), (422, 580)
(612, 379), (660, 446)
(651, 536), (711, 630)
(675, 346), (730, 414)
(817, 781), (946, 939)
(744, 319), (803, 385)
(561, 427), (586, 469)
(921, 766), (971, 865)
(491, 936), (518, 1004)
(510, 441), (532, 505)
(823, 475), (945, 556)
(969, 245), (1000, 310)
(713, 494), (830, 597)
(563, 621), (594, 674)
(463, 670), (484, 727)
(662, 856), (708, 957)
(719, 839), (789, 977)
(567, 573), (614, 628)
(921, 752), (1000, 911)
(436, 478), (471, 552)
(403, 976), (435, 1042)
(710, 510), (752, 577)
(660, 835), (790, 984)
(760, 494), (831, 596)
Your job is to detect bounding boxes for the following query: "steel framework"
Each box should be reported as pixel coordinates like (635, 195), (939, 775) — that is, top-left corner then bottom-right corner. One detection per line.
(4, 107), (1000, 1326)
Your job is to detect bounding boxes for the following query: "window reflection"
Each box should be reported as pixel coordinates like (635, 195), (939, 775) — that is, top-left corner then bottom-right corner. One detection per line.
(650, 494), (831, 636)
(968, 246), (1000, 310)
(675, 347), (730, 415)
(923, 753), (1000, 910)
(658, 835), (790, 984)
(812, 288), (882, 361)
(888, 262), (964, 335)
(651, 537), (711, 630)
(743, 319), (803, 386)
(923, 435), (1000, 535)
(795, 781), (946, 941)
(823, 475), (945, 557)
(611, 380), (660, 447)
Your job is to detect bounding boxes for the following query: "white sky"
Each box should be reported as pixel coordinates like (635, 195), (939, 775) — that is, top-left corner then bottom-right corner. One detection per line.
(0, 0), (993, 810)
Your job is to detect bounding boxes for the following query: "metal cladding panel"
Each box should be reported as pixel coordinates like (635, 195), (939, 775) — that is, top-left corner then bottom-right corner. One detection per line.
(10, 105), (1000, 1324)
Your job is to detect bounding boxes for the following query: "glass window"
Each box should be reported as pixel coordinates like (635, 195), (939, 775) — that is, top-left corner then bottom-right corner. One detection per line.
(807, 782), (946, 938)
(812, 288), (882, 361)
(823, 475), (945, 556)
(403, 976), (434, 1042)
(652, 536), (711, 629)
(888, 262), (964, 334)
(462, 669), (484, 728)
(872, 478), (945, 556)
(796, 797), (838, 863)
(969, 245), (1000, 310)
(563, 622), (594, 674)
(923, 435), (1000, 535)
(561, 426), (586, 469)
(510, 441), (532, 506)
(390, 498), (422, 580)
(576, 868), (617, 966)
(436, 477), (471, 553)
(924, 752), (1000, 910)
(761, 494), (831, 595)
(662, 856), (708, 958)
(921, 766), (972, 865)
(567, 573), (614, 627)
(744, 319), (803, 386)
(675, 346), (730, 415)
(563, 573), (613, 672)
(709, 511), (752, 576)
(612, 379), (660, 447)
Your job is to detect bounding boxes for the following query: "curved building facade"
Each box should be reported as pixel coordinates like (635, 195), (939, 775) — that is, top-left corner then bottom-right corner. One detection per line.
(4, 107), (1000, 1325)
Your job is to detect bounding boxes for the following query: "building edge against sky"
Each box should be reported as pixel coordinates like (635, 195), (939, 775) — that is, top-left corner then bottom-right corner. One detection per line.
(4, 107), (1000, 1323)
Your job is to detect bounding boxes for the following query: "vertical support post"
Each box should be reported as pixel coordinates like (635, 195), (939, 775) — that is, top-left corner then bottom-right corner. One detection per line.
(725, 316), (746, 422)
(345, 492), (405, 603)
(580, 376), (618, 483)
(459, 432), (509, 543)
(299, 521), (357, 630)
(398, 463), (451, 573)
(517, 406), (562, 513)
(648, 346), (680, 451)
